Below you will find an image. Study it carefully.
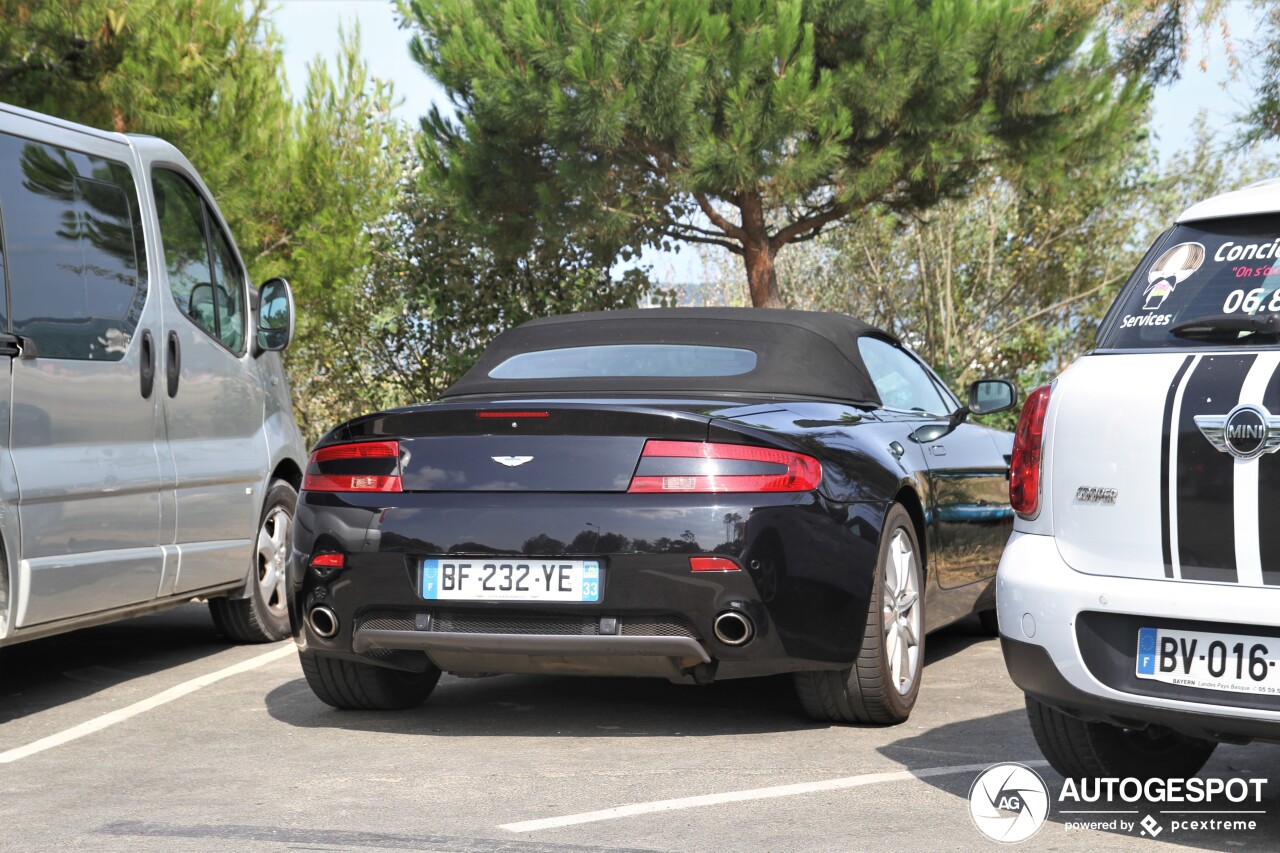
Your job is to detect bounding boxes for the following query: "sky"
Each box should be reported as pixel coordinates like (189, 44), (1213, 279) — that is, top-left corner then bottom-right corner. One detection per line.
(272, 0), (1274, 284)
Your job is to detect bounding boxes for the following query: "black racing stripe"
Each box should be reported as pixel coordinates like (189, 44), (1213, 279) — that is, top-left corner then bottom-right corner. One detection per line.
(1259, 361), (1280, 585)
(1161, 355), (1194, 578)
(1176, 354), (1257, 582)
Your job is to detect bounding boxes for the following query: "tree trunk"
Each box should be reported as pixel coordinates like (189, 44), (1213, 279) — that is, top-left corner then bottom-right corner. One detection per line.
(739, 191), (782, 308)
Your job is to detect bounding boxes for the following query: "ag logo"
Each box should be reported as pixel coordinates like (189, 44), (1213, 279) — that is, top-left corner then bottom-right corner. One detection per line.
(968, 763), (1050, 843)
(1195, 404), (1280, 460)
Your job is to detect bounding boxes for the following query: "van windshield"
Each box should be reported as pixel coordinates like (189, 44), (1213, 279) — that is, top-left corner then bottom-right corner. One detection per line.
(1098, 214), (1280, 349)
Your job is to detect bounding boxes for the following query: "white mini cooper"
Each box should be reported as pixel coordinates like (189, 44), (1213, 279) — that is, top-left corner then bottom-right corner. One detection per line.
(999, 180), (1280, 780)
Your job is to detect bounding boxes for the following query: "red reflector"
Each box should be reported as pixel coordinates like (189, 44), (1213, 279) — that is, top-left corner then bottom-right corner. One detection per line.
(690, 556), (740, 572)
(476, 411), (550, 419)
(310, 553), (345, 569)
(628, 440), (821, 493)
(1010, 384), (1052, 516)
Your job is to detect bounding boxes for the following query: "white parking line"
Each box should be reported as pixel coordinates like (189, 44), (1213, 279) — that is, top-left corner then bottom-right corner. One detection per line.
(0, 644), (295, 764)
(500, 759), (1051, 832)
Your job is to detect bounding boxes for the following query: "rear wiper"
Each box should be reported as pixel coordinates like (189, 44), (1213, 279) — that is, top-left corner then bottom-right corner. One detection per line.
(1168, 313), (1280, 340)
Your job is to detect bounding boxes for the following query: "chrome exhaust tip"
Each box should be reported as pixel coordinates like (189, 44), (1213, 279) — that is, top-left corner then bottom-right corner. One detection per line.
(307, 605), (339, 639)
(713, 610), (755, 646)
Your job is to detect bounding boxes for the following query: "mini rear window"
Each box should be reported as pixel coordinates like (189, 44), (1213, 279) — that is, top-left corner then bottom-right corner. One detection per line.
(1099, 214), (1280, 349)
(488, 344), (758, 379)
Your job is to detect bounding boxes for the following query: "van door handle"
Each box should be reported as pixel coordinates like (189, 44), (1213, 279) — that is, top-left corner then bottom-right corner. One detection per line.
(0, 333), (37, 359)
(140, 330), (155, 398)
(166, 331), (181, 397)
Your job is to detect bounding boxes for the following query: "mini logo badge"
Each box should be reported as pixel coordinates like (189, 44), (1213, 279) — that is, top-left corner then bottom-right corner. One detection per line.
(968, 762), (1050, 843)
(492, 455), (534, 467)
(1195, 404), (1280, 460)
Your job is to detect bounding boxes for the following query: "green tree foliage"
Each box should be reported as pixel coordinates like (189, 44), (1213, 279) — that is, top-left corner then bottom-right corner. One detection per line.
(319, 165), (649, 413)
(0, 1), (405, 442)
(1240, 2), (1280, 143)
(402, 0), (1154, 307)
(698, 121), (1271, 415)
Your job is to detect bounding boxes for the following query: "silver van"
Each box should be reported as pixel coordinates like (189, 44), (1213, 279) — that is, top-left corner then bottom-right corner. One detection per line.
(0, 103), (306, 647)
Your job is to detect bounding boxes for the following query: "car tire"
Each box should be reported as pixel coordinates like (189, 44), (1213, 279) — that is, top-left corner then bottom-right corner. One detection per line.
(794, 503), (924, 725)
(1025, 695), (1217, 781)
(299, 650), (442, 711)
(209, 479), (296, 643)
(978, 607), (999, 636)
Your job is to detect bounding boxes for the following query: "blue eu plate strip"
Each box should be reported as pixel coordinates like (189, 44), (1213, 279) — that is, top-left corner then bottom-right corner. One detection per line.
(1136, 627), (1157, 675)
(423, 559), (441, 600)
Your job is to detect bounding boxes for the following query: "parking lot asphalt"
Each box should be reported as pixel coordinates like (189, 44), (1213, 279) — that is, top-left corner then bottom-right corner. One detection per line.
(2, 604), (1278, 853)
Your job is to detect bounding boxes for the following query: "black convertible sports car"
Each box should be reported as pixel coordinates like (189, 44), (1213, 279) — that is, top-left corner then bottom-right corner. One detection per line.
(290, 308), (1016, 724)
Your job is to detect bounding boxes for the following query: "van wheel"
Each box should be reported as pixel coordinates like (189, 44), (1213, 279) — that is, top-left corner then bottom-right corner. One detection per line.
(794, 503), (924, 724)
(1025, 695), (1217, 781)
(299, 650), (441, 710)
(210, 479), (296, 643)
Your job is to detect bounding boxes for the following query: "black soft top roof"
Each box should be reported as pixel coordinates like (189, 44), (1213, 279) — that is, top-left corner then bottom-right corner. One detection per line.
(442, 308), (886, 403)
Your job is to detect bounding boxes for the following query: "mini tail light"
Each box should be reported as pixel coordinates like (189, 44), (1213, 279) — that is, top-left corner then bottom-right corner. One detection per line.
(1010, 385), (1052, 516)
(302, 440), (403, 493)
(690, 556), (740, 572)
(628, 440), (821, 493)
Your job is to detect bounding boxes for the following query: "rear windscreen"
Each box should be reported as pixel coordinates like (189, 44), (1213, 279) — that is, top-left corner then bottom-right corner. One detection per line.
(488, 344), (758, 379)
(1099, 215), (1280, 349)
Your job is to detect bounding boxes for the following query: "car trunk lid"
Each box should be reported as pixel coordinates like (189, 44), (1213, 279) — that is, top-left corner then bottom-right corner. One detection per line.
(1050, 350), (1280, 586)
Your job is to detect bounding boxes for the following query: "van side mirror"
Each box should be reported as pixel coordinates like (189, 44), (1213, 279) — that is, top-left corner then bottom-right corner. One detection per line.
(968, 379), (1017, 415)
(256, 277), (294, 353)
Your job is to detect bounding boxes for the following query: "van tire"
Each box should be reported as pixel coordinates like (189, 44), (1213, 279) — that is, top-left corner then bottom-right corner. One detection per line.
(299, 650), (441, 711)
(210, 479), (296, 643)
(1025, 695), (1217, 781)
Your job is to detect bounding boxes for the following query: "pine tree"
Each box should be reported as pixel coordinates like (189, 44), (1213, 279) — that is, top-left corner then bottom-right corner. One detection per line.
(403, 0), (1154, 306)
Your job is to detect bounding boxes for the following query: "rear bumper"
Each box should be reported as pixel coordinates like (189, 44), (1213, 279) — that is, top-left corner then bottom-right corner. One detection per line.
(997, 531), (1280, 742)
(290, 490), (884, 682)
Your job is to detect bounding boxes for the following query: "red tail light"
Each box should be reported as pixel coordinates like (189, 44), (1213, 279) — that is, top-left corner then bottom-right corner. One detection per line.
(690, 556), (740, 572)
(303, 440), (403, 493)
(476, 411), (550, 419)
(628, 440), (821, 493)
(1010, 385), (1052, 516)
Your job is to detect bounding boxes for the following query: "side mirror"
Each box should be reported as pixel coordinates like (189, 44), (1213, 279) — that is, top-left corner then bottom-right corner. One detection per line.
(256, 277), (294, 353)
(968, 379), (1017, 415)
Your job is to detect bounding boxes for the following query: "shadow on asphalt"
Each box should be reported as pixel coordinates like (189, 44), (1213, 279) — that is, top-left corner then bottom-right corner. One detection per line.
(883, 708), (1280, 850)
(0, 603), (234, 724)
(264, 616), (997, 738)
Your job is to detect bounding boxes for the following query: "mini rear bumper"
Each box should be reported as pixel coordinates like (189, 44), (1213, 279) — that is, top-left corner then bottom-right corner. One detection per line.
(997, 531), (1280, 742)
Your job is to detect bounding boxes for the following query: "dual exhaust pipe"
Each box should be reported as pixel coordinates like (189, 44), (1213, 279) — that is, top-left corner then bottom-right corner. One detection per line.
(307, 605), (339, 639)
(713, 610), (755, 647)
(310, 604), (754, 648)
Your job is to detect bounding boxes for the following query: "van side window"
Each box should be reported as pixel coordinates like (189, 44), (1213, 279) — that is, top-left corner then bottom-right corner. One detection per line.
(152, 169), (246, 355)
(0, 133), (147, 360)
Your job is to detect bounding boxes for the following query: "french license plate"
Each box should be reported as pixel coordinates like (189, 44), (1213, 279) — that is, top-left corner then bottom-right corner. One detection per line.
(421, 558), (601, 602)
(1136, 626), (1280, 695)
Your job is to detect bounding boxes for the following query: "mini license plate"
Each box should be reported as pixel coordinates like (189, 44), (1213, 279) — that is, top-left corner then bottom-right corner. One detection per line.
(1136, 626), (1280, 695)
(421, 558), (601, 602)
